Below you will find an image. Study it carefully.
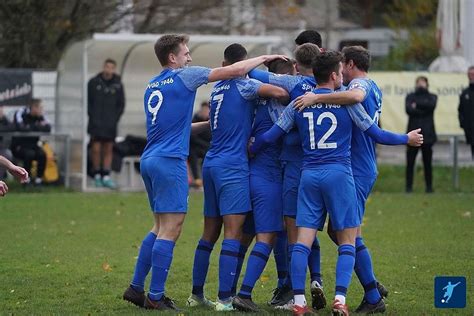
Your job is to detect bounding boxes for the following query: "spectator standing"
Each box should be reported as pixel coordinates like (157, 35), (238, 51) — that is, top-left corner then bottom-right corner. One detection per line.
(88, 58), (125, 189)
(458, 66), (474, 159)
(405, 76), (437, 193)
(11, 99), (51, 186)
(189, 101), (211, 188)
(0, 106), (15, 179)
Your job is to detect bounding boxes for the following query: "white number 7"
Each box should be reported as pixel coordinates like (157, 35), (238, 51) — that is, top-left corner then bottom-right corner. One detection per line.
(212, 94), (224, 130)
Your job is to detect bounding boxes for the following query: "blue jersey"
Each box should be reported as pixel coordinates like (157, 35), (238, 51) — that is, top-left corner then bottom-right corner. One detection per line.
(250, 98), (285, 181)
(346, 78), (382, 177)
(142, 66), (211, 160)
(249, 69), (316, 162)
(204, 78), (262, 168)
(277, 88), (353, 170)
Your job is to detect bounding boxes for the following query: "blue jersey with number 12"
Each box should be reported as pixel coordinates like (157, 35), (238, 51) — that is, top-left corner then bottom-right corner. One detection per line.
(142, 66), (211, 160)
(277, 88), (352, 169)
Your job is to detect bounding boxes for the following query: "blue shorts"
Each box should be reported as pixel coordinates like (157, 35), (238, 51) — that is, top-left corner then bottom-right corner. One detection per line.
(282, 160), (302, 218)
(296, 166), (360, 231)
(250, 174), (283, 233)
(354, 176), (377, 221)
(141, 156), (188, 213)
(203, 166), (251, 217)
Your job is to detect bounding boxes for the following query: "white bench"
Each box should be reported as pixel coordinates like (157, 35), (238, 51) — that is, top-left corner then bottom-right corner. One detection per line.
(119, 156), (143, 191)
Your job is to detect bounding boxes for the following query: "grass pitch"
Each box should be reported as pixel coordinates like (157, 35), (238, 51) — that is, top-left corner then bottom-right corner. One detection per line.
(0, 166), (473, 315)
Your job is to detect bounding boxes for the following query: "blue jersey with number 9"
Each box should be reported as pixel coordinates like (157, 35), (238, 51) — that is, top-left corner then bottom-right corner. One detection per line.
(142, 66), (211, 160)
(204, 78), (262, 168)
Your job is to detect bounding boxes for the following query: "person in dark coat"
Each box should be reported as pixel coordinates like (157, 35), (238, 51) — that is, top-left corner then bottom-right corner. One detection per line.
(11, 99), (51, 185)
(87, 58), (125, 188)
(189, 101), (211, 187)
(405, 76), (437, 193)
(458, 66), (474, 159)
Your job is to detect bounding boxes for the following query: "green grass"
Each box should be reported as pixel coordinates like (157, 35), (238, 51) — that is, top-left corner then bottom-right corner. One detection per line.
(0, 166), (473, 315)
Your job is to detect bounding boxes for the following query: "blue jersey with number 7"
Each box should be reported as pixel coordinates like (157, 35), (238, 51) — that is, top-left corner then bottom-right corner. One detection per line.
(142, 66), (211, 160)
(204, 78), (262, 168)
(277, 88), (352, 169)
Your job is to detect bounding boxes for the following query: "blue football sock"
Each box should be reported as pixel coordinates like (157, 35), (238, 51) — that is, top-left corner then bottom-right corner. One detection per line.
(238, 242), (272, 299)
(231, 244), (248, 296)
(130, 231), (157, 292)
(335, 244), (356, 298)
(291, 243), (310, 296)
(274, 231), (288, 288)
(192, 239), (214, 298)
(354, 237), (381, 304)
(285, 243), (295, 287)
(218, 239), (240, 301)
(308, 237), (322, 286)
(148, 239), (175, 301)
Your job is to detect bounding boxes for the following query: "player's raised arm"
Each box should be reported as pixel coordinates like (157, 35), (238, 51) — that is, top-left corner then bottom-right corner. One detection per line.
(257, 84), (290, 104)
(294, 88), (365, 111)
(346, 103), (423, 147)
(207, 54), (288, 83)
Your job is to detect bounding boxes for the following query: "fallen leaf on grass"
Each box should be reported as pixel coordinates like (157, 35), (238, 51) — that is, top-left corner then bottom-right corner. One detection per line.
(102, 262), (112, 272)
(462, 211), (471, 218)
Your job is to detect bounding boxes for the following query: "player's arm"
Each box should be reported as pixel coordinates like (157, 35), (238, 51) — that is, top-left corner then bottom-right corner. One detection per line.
(207, 55), (288, 82)
(191, 120), (210, 135)
(0, 155), (29, 183)
(248, 68), (270, 83)
(257, 84), (289, 104)
(347, 103), (423, 147)
(294, 89), (365, 111)
(0, 180), (8, 197)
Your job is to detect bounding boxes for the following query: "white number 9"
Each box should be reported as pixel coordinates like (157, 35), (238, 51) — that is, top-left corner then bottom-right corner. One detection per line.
(147, 90), (163, 124)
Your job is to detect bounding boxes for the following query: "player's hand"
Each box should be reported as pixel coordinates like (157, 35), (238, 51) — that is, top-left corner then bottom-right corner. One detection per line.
(263, 55), (289, 63)
(0, 181), (8, 197)
(407, 128), (423, 147)
(7, 164), (29, 183)
(294, 92), (319, 112)
(247, 137), (255, 159)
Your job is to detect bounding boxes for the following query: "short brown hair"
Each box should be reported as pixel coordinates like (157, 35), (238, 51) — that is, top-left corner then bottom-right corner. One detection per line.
(154, 34), (190, 66)
(312, 50), (343, 84)
(104, 58), (117, 66)
(342, 46), (370, 72)
(294, 43), (320, 69)
(29, 98), (42, 108)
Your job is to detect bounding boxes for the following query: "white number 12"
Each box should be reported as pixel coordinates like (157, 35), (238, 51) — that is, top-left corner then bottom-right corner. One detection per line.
(303, 111), (338, 149)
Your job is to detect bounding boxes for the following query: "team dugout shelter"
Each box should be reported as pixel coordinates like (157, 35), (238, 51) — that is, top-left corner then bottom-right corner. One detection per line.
(56, 33), (283, 191)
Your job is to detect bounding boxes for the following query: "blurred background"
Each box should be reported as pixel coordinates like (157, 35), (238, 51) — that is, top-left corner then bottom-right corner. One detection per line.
(0, 0), (473, 192)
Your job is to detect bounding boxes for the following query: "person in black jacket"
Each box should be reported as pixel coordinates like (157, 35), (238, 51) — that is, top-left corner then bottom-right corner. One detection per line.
(405, 76), (437, 193)
(458, 66), (474, 159)
(11, 99), (51, 185)
(88, 58), (125, 188)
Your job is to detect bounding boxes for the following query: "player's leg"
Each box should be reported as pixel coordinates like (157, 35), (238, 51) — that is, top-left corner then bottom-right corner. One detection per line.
(273, 229), (289, 289)
(421, 144), (433, 193)
(231, 225), (254, 297)
(189, 166), (221, 307)
(33, 145), (46, 185)
(291, 169), (326, 315)
(216, 166), (251, 310)
(352, 176), (387, 314)
(142, 157), (188, 310)
(124, 157), (159, 307)
(101, 141), (116, 189)
(234, 175), (282, 311)
(405, 146), (419, 193)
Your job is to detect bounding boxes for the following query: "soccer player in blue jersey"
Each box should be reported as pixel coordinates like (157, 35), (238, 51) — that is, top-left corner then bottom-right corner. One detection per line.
(122, 34), (287, 311)
(294, 46), (423, 314)
(249, 43), (326, 310)
(230, 59), (296, 312)
(187, 43), (289, 312)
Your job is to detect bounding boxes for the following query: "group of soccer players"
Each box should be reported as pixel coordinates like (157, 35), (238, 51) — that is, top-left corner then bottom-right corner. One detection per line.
(122, 30), (423, 315)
